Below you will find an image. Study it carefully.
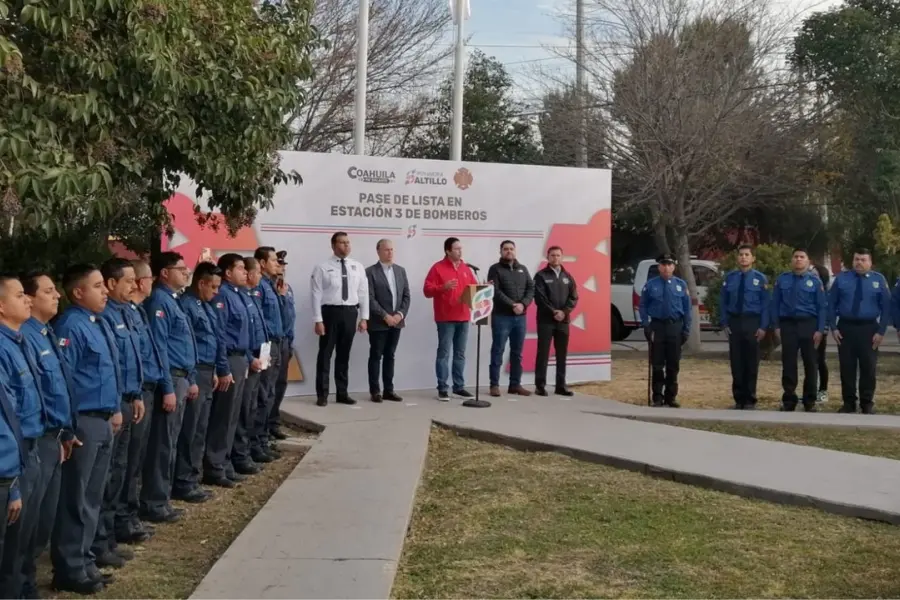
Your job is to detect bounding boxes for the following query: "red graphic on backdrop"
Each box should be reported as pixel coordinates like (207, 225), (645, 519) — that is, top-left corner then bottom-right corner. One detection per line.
(520, 209), (612, 372)
(162, 193), (259, 263)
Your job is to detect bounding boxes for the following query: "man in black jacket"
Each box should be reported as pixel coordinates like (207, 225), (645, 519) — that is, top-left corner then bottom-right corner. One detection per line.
(533, 245), (578, 396)
(487, 240), (535, 397)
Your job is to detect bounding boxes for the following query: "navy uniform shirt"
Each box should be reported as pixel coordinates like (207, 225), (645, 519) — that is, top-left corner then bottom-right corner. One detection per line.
(829, 270), (890, 334)
(280, 283), (296, 348)
(55, 305), (122, 414)
(181, 290), (228, 376)
(22, 318), (76, 439)
(247, 286), (269, 353)
(258, 276), (284, 340)
(145, 285), (198, 387)
(0, 324), (45, 439)
(718, 269), (770, 329)
(771, 271), (826, 332)
(213, 283), (253, 369)
(639, 275), (692, 335)
(132, 302), (167, 393)
(101, 299), (144, 397)
(0, 384), (24, 501)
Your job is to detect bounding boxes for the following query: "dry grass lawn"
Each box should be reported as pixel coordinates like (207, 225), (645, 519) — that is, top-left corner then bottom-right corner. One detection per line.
(393, 428), (900, 599)
(40, 428), (314, 599)
(577, 352), (900, 413)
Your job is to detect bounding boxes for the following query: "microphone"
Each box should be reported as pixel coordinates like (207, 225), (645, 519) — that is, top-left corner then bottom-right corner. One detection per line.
(467, 263), (480, 274)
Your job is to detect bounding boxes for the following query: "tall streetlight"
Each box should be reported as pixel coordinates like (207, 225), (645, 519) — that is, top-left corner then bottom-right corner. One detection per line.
(354, 0), (370, 155)
(450, 0), (470, 161)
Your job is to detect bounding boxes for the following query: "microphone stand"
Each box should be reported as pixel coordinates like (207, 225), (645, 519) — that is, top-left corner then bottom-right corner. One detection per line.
(464, 263), (491, 408)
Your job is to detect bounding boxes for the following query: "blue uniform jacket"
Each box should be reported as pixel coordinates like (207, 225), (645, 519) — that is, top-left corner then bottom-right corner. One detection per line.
(771, 271), (827, 332)
(0, 324), (45, 439)
(0, 384), (24, 501)
(54, 305), (122, 414)
(829, 270), (890, 334)
(144, 285), (198, 387)
(213, 284), (253, 369)
(639, 276), (692, 335)
(258, 276), (284, 340)
(132, 303), (166, 392)
(22, 318), (76, 440)
(280, 283), (296, 347)
(247, 287), (269, 353)
(101, 299), (144, 397)
(718, 269), (770, 329)
(181, 290), (228, 375)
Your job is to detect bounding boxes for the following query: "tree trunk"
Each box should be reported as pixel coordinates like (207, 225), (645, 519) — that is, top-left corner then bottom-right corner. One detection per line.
(653, 222), (671, 255)
(674, 230), (703, 353)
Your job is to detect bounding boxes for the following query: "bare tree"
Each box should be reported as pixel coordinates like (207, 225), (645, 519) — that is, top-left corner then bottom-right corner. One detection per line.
(288, 0), (452, 155)
(548, 0), (817, 350)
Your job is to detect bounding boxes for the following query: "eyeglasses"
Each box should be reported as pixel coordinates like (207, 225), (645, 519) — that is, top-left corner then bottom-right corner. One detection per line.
(167, 266), (189, 273)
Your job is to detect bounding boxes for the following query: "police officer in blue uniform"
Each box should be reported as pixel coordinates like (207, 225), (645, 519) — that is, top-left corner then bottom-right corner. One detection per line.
(0, 275), (46, 598)
(142, 252), (197, 523)
(19, 271), (79, 598)
(829, 248), (890, 414)
(52, 264), (123, 594)
(771, 248), (827, 412)
(117, 260), (161, 545)
(234, 257), (268, 471)
(92, 258), (145, 569)
(0, 382), (24, 588)
(639, 254), (692, 407)
(719, 244), (770, 410)
(270, 250), (295, 442)
(174, 262), (225, 503)
(204, 254), (249, 488)
(252, 247), (284, 460)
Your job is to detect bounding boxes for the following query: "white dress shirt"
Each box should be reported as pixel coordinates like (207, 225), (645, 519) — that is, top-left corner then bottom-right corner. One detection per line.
(310, 255), (370, 322)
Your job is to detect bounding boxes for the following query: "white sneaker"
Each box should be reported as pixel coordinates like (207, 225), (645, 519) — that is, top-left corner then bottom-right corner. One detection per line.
(817, 390), (828, 404)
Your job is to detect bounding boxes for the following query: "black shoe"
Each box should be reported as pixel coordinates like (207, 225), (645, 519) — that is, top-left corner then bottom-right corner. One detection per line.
(86, 566), (114, 585)
(838, 404), (857, 413)
(452, 389), (473, 399)
(436, 391), (450, 402)
(53, 576), (104, 594)
(780, 404), (796, 412)
(234, 461), (260, 475)
(228, 471), (247, 482)
(251, 450), (274, 464)
(555, 387), (574, 397)
(203, 474), (236, 488)
(665, 400), (681, 408)
(140, 509), (180, 524)
(268, 443), (282, 457)
(21, 580), (39, 599)
(651, 400), (664, 407)
(270, 428), (288, 440)
(732, 404), (744, 410)
(316, 397), (328, 406)
(744, 404), (757, 411)
(116, 528), (152, 544)
(383, 391), (403, 402)
(173, 487), (211, 503)
(803, 403), (817, 413)
(114, 546), (134, 561)
(371, 393), (383, 403)
(861, 404), (876, 415)
(336, 396), (357, 405)
(95, 550), (126, 569)
(535, 387), (548, 397)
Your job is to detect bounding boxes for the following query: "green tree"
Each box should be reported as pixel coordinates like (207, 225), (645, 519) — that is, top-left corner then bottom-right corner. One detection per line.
(400, 51), (541, 163)
(538, 84), (606, 168)
(0, 0), (318, 266)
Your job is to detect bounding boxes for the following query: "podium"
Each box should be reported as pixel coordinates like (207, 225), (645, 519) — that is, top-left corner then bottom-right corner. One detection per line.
(460, 283), (494, 408)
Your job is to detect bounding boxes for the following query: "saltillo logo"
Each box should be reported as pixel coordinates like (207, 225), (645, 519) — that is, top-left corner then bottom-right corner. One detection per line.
(405, 169), (447, 186)
(347, 166), (395, 184)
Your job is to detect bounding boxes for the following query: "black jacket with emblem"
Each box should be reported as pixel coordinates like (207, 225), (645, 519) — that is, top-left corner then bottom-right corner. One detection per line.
(487, 260), (535, 317)
(533, 265), (578, 324)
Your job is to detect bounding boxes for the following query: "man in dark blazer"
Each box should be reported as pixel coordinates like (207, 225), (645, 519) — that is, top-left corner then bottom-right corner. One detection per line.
(366, 239), (411, 403)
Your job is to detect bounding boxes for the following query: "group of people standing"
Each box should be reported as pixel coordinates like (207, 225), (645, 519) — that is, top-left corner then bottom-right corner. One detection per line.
(641, 244), (893, 414)
(0, 246), (296, 596)
(310, 234), (580, 405)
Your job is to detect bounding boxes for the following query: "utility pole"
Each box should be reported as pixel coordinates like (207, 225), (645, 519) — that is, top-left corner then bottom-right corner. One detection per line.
(353, 0), (370, 155)
(575, 0), (588, 168)
(450, 0), (468, 161)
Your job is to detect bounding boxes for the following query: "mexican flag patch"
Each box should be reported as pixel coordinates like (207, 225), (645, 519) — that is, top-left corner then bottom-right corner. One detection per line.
(155, 310), (165, 318)
(58, 338), (69, 347)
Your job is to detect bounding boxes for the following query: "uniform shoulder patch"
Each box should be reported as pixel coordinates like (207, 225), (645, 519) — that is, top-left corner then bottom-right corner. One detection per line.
(216, 302), (225, 309)
(155, 310), (165, 318)
(58, 338), (69, 347)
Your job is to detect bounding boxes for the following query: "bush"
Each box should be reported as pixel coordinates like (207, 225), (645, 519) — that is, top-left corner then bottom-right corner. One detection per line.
(705, 243), (795, 359)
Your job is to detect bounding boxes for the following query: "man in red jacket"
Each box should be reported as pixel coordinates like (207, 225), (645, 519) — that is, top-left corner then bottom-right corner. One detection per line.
(423, 237), (478, 401)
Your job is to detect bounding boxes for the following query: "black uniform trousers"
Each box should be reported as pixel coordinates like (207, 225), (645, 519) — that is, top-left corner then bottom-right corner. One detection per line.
(728, 314), (761, 407)
(368, 327), (401, 394)
(837, 319), (879, 410)
(534, 321), (569, 389)
(650, 318), (682, 405)
(316, 305), (358, 400)
(779, 317), (818, 409)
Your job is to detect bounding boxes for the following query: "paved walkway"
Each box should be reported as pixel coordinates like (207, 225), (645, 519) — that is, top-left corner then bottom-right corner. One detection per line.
(191, 390), (900, 599)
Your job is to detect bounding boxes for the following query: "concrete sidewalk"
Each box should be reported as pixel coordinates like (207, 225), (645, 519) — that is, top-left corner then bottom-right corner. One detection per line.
(191, 390), (900, 599)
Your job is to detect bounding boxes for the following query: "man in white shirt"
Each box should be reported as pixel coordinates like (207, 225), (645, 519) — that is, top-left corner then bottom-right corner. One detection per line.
(310, 232), (369, 406)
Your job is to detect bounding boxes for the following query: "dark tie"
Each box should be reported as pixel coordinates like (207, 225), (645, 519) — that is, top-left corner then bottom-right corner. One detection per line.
(851, 274), (863, 316)
(662, 280), (671, 319)
(340, 258), (349, 301)
(736, 273), (746, 315)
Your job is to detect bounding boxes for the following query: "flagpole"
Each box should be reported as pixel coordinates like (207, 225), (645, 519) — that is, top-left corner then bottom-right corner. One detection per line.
(354, 0), (370, 155)
(450, 0), (466, 161)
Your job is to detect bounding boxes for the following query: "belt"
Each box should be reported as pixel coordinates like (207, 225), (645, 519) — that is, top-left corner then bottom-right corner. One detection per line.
(252, 349), (261, 359)
(79, 410), (113, 420)
(652, 317), (683, 324)
(198, 363), (215, 368)
(270, 337), (283, 344)
(227, 350), (246, 357)
(322, 304), (358, 309)
(839, 317), (877, 325)
(780, 316), (815, 322)
(171, 368), (189, 378)
(728, 312), (760, 319)
(142, 381), (157, 392)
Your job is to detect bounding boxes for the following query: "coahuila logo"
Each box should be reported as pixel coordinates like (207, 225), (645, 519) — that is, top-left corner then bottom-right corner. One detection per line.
(347, 166), (396, 184)
(405, 169), (447, 186)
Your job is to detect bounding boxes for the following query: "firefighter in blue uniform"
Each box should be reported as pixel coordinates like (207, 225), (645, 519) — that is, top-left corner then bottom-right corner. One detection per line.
(252, 247), (284, 461)
(0, 381), (24, 591)
(639, 254), (692, 408)
(270, 250), (295, 442)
